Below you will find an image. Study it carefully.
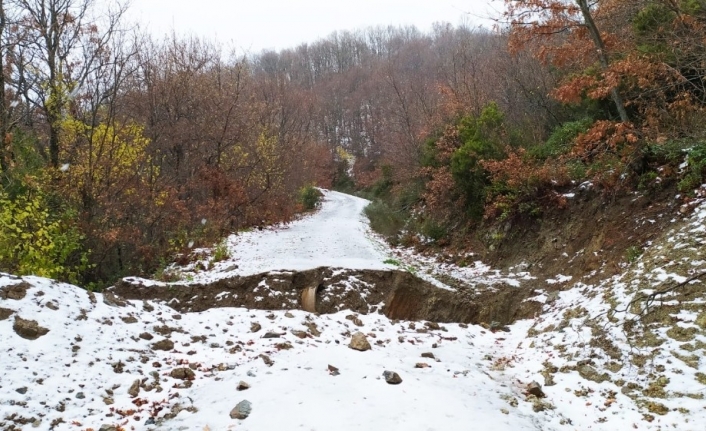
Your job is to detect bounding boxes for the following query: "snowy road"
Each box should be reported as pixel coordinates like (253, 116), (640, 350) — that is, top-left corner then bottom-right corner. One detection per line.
(189, 189), (395, 281)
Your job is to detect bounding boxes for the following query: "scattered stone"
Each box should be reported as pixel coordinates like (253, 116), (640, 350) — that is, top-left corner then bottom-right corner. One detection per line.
(236, 381), (250, 391)
(578, 365), (610, 383)
(284, 312), (294, 318)
(46, 302), (59, 311)
(421, 352), (435, 360)
(230, 400), (252, 419)
(16, 387), (28, 394)
(527, 381), (545, 398)
(102, 290), (127, 307)
(76, 392), (85, 399)
(328, 364), (340, 376)
(275, 341), (293, 350)
(0, 307), (13, 321)
(250, 322), (262, 333)
(304, 321), (321, 337)
(262, 332), (282, 338)
(139, 332), (154, 341)
(152, 339), (174, 351)
(260, 354), (274, 367)
(111, 361), (125, 373)
(349, 332), (372, 351)
(172, 314), (182, 320)
(102, 397), (114, 405)
(415, 363), (431, 368)
(458, 323), (468, 328)
(99, 425), (117, 431)
(13, 316), (49, 340)
(345, 314), (364, 327)
(120, 315), (138, 324)
(0, 281), (29, 300)
(143, 301), (154, 312)
(424, 321), (441, 330)
(291, 330), (308, 339)
(383, 371), (402, 384)
(489, 321), (511, 332)
(170, 367), (196, 380)
(127, 379), (141, 397)
(247, 370), (256, 378)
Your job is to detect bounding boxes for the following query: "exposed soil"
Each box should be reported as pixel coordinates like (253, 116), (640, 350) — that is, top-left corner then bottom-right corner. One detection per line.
(111, 267), (541, 324)
(484, 186), (681, 284)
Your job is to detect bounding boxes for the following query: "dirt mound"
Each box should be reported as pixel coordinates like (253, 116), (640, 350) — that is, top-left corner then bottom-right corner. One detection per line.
(111, 268), (541, 324)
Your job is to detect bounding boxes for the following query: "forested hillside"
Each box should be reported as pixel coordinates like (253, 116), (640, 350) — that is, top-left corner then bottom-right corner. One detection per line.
(1, 0), (705, 287)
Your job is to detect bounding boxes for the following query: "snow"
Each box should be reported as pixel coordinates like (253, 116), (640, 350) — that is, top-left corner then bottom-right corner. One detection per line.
(2, 189), (706, 431)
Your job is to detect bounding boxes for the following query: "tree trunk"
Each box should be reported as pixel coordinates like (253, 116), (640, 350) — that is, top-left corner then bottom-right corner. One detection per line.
(576, 0), (630, 123)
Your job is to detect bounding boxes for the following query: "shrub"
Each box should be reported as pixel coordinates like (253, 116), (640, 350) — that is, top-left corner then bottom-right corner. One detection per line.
(299, 185), (323, 210)
(212, 239), (231, 262)
(364, 200), (406, 238)
(678, 143), (706, 193)
(0, 181), (89, 283)
(529, 118), (593, 160)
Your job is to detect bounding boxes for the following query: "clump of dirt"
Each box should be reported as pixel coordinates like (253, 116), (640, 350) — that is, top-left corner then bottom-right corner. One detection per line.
(111, 267), (541, 324)
(0, 282), (30, 300)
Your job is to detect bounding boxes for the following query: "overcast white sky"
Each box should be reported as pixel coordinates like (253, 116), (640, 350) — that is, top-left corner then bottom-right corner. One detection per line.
(124, 0), (496, 54)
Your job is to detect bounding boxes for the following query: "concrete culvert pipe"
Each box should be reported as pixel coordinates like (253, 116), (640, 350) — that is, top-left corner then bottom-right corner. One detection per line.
(301, 284), (319, 313)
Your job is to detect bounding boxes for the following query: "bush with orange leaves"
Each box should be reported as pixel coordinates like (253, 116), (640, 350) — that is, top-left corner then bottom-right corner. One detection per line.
(482, 149), (571, 221)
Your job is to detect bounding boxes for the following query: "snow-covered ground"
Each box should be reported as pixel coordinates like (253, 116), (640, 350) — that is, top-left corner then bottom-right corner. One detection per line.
(2, 189), (706, 431)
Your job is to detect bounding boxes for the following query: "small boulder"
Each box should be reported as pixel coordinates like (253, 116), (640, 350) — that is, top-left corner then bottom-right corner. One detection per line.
(421, 352), (435, 360)
(170, 367), (196, 380)
(128, 380), (141, 398)
(383, 371), (402, 385)
(349, 332), (371, 351)
(13, 316), (49, 340)
(0, 282), (29, 300)
(102, 290), (127, 307)
(139, 332), (154, 341)
(415, 363), (431, 368)
(262, 332), (282, 339)
(0, 307), (13, 321)
(236, 381), (250, 391)
(121, 315), (138, 324)
(152, 338), (174, 351)
(527, 381), (545, 398)
(260, 354), (274, 367)
(328, 364), (340, 376)
(250, 322), (262, 333)
(230, 400), (252, 419)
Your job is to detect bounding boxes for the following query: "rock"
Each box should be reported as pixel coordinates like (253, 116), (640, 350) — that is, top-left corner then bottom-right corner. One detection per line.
(260, 354), (274, 367)
(489, 321), (511, 332)
(424, 321), (441, 330)
(415, 363), (431, 368)
(102, 397), (114, 405)
(102, 290), (127, 307)
(250, 322), (262, 333)
(291, 330), (308, 339)
(76, 392), (85, 399)
(230, 400), (252, 419)
(46, 302), (59, 311)
(128, 379), (141, 397)
(527, 381), (545, 398)
(247, 370), (256, 378)
(99, 425), (117, 431)
(262, 332), (282, 338)
(0, 281), (29, 300)
(236, 381), (250, 391)
(170, 367), (196, 380)
(151, 338), (174, 351)
(349, 332), (372, 351)
(13, 316), (49, 340)
(121, 315), (138, 324)
(328, 364), (340, 376)
(578, 365), (610, 383)
(383, 371), (402, 384)
(139, 332), (154, 340)
(304, 321), (321, 337)
(0, 307), (13, 321)
(459, 323), (468, 328)
(142, 301), (154, 312)
(421, 352), (435, 360)
(284, 311), (294, 318)
(345, 314), (364, 327)
(16, 387), (28, 394)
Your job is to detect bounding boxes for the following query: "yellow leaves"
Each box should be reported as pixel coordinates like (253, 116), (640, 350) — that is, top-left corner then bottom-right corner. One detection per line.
(60, 117), (151, 202)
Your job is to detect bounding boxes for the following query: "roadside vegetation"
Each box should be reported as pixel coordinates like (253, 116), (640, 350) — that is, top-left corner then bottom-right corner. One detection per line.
(1, 0), (705, 288)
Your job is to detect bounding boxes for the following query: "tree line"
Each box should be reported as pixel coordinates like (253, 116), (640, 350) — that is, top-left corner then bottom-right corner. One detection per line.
(0, 0), (704, 286)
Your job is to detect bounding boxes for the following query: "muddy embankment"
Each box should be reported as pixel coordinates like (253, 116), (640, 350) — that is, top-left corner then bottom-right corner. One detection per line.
(110, 267), (541, 324)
